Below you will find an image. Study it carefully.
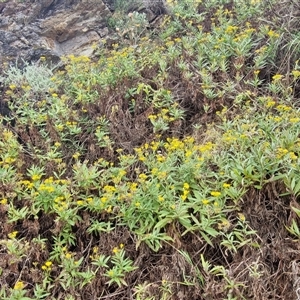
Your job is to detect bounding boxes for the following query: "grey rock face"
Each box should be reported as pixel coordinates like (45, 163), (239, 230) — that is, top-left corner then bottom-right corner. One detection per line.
(0, 0), (111, 66)
(0, 0), (169, 68)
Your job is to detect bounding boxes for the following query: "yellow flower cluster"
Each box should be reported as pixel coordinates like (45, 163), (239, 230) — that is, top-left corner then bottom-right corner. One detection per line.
(0, 198), (7, 205)
(148, 107), (176, 124)
(276, 104), (292, 112)
(181, 182), (190, 201)
(198, 142), (215, 153)
(292, 70), (300, 78)
(267, 30), (280, 38)
(113, 169), (127, 184)
(211, 191), (221, 197)
(31, 174), (42, 181)
(272, 74), (283, 82)
(165, 137), (185, 152)
(54, 196), (69, 211)
(38, 183), (55, 193)
(225, 25), (238, 34)
(14, 281), (24, 290)
(41, 261), (52, 271)
(112, 243), (124, 254)
(8, 231), (18, 239)
(276, 148), (297, 160)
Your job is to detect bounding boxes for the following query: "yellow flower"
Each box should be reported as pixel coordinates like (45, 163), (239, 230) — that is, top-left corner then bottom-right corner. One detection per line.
(222, 183), (231, 188)
(272, 74), (283, 81)
(72, 152), (80, 159)
(266, 100), (276, 108)
(218, 219), (230, 230)
(289, 152), (298, 160)
(14, 281), (24, 290)
(138, 173), (148, 181)
(238, 213), (246, 222)
(211, 191), (221, 197)
(183, 183), (190, 190)
(45, 261), (52, 267)
(292, 70), (300, 78)
(158, 195), (164, 202)
(31, 174), (42, 181)
(42, 260), (52, 271)
(180, 194), (188, 201)
(202, 199), (210, 205)
(0, 198), (7, 205)
(8, 231), (18, 239)
(267, 30), (279, 38)
(290, 118), (300, 123)
(56, 124), (64, 131)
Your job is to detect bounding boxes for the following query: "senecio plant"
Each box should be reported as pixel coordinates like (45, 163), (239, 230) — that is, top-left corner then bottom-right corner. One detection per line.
(0, 0), (300, 299)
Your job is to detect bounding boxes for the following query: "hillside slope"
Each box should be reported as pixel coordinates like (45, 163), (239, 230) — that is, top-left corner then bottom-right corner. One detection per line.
(0, 0), (300, 299)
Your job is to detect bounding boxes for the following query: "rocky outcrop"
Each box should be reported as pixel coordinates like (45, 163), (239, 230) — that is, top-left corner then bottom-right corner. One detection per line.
(0, 0), (170, 69)
(0, 0), (111, 66)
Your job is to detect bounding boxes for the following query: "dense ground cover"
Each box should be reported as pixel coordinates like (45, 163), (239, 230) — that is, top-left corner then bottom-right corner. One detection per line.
(0, 0), (300, 299)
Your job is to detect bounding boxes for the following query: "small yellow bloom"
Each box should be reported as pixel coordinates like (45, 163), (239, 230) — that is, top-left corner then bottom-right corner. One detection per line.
(158, 195), (164, 202)
(8, 231), (18, 239)
(267, 30), (279, 38)
(289, 152), (298, 160)
(4, 157), (16, 164)
(183, 183), (190, 190)
(202, 199), (210, 205)
(238, 213), (246, 222)
(138, 173), (148, 181)
(56, 124), (64, 131)
(72, 152), (80, 159)
(180, 194), (187, 201)
(292, 70), (300, 78)
(45, 261), (52, 267)
(14, 281), (24, 290)
(266, 100), (276, 108)
(272, 74), (283, 81)
(31, 174), (42, 181)
(290, 118), (300, 123)
(0, 198), (7, 205)
(222, 183), (231, 188)
(42, 260), (52, 271)
(211, 191), (221, 197)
